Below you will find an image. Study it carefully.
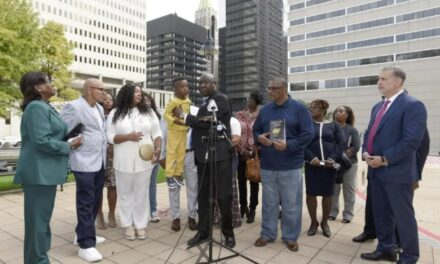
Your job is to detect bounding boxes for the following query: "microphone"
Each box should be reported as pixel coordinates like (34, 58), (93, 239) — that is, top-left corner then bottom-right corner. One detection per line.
(207, 99), (218, 123)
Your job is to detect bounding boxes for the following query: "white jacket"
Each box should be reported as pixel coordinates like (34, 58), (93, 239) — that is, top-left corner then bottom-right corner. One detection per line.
(106, 108), (162, 173)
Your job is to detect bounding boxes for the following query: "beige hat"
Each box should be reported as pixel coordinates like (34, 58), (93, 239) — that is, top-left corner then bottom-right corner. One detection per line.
(139, 143), (154, 161)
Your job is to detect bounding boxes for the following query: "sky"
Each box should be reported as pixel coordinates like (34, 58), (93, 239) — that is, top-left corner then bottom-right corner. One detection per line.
(146, 0), (226, 27)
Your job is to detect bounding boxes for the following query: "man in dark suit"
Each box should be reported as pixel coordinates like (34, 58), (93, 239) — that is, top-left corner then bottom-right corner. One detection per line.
(173, 73), (235, 248)
(360, 66), (427, 264)
(353, 94), (430, 244)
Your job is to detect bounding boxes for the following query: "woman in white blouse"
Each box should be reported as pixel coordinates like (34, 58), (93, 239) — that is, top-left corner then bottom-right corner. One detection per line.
(106, 84), (162, 240)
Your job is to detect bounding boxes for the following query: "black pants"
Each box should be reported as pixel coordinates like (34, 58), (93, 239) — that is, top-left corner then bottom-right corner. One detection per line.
(197, 159), (234, 238)
(237, 155), (259, 211)
(73, 165), (105, 248)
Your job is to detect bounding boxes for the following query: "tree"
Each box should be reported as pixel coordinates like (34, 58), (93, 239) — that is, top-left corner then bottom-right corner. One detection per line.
(37, 21), (79, 101)
(0, 0), (78, 117)
(0, 0), (41, 117)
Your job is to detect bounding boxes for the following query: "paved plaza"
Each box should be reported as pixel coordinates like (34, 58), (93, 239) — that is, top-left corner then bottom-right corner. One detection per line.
(0, 163), (439, 264)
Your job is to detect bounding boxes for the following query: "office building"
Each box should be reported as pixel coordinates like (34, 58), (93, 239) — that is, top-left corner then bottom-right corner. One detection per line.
(287, 0), (440, 154)
(224, 0), (287, 110)
(30, 0), (147, 90)
(146, 14), (207, 102)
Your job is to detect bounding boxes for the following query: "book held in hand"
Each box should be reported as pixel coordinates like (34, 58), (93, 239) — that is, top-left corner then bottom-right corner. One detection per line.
(64, 123), (84, 141)
(270, 120), (285, 141)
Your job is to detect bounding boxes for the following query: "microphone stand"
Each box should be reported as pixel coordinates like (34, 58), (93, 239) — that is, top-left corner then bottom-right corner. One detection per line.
(191, 110), (258, 264)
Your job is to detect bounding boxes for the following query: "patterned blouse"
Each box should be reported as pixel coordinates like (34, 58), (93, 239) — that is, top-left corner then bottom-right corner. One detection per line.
(235, 108), (260, 155)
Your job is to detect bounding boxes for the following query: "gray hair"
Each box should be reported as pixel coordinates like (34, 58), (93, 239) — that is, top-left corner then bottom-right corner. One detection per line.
(199, 72), (217, 84)
(269, 77), (288, 89)
(381, 66), (406, 84)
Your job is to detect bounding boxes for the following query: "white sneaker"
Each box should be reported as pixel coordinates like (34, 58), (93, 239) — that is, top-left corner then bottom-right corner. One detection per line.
(125, 226), (136, 241)
(74, 234), (106, 245)
(78, 247), (103, 262)
(150, 212), (160, 223)
(136, 228), (147, 240)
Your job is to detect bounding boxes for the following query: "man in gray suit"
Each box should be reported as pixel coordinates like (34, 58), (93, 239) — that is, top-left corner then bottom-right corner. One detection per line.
(61, 78), (107, 262)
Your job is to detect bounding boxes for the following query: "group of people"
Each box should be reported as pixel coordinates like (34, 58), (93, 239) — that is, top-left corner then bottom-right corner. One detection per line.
(14, 65), (428, 264)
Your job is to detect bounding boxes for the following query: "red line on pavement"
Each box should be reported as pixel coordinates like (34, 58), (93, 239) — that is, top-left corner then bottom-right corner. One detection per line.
(355, 189), (440, 242)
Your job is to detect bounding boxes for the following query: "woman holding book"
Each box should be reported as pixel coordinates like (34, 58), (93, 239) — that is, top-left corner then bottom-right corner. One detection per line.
(304, 99), (345, 238)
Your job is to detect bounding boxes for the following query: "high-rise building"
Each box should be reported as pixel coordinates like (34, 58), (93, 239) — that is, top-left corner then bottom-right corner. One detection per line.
(195, 0), (219, 77)
(146, 14), (207, 102)
(30, 0), (147, 91)
(287, 0), (440, 154)
(218, 27), (227, 94)
(224, 0), (287, 110)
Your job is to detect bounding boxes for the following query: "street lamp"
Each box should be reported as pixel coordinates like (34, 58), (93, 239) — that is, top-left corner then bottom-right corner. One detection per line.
(199, 29), (218, 74)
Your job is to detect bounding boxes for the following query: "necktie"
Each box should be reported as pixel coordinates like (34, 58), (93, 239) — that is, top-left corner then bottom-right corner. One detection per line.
(366, 100), (390, 154)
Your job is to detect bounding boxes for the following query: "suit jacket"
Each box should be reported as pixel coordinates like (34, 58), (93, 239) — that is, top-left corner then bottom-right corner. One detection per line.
(362, 92), (427, 184)
(61, 97), (107, 172)
(14, 101), (70, 185)
(185, 91), (233, 164)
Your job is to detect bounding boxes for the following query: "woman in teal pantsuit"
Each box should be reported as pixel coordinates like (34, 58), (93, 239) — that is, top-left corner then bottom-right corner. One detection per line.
(14, 72), (82, 264)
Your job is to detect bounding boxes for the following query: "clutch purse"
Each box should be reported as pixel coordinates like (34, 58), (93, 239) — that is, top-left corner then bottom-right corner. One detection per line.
(139, 143), (154, 161)
(245, 151), (261, 183)
(64, 123), (84, 141)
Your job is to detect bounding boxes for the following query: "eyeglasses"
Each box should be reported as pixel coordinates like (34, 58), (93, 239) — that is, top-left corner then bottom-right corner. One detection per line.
(90, 86), (105, 92)
(267, 86), (284, 91)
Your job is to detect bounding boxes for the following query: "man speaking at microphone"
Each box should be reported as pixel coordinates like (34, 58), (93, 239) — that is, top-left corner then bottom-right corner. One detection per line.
(172, 73), (236, 248)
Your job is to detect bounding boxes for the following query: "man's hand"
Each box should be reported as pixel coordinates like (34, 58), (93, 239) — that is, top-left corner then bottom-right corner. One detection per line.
(345, 148), (354, 158)
(258, 132), (272, 146)
(172, 106), (183, 118)
(128, 132), (143, 142)
(158, 159), (166, 169)
(366, 155), (383, 168)
(310, 157), (321, 166)
(412, 181), (419, 191)
(273, 140), (287, 151)
(151, 148), (161, 163)
(324, 159), (335, 168)
(173, 118), (185, 126)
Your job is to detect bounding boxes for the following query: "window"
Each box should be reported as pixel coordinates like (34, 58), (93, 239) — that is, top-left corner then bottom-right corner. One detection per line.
(306, 81), (319, 90)
(290, 50), (306, 57)
(397, 7), (440, 23)
(347, 76), (379, 87)
(307, 44), (345, 55)
(348, 17), (394, 32)
(290, 82), (305, 91)
(348, 55), (394, 66)
(347, 0), (394, 14)
(306, 0), (335, 6)
(307, 61), (345, 71)
(306, 9), (345, 23)
(307, 26), (345, 39)
(290, 34), (305, 42)
(347, 36), (394, 49)
(290, 18), (305, 26)
(290, 2), (305, 11)
(396, 48), (440, 61)
(325, 79), (346, 89)
(290, 66), (305, 73)
(396, 28), (440, 42)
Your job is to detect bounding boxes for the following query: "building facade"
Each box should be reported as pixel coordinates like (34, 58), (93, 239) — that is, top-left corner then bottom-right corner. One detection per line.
(29, 0), (147, 91)
(224, 0), (287, 110)
(146, 14), (207, 102)
(195, 0), (219, 77)
(287, 0), (440, 154)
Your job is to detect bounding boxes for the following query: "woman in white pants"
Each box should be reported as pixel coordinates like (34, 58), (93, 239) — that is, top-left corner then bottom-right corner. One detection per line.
(106, 84), (162, 240)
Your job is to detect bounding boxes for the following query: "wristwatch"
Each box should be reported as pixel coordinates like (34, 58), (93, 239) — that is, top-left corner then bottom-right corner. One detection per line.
(381, 156), (389, 166)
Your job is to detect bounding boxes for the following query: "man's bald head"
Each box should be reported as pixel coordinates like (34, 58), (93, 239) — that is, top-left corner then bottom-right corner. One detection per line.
(82, 78), (105, 106)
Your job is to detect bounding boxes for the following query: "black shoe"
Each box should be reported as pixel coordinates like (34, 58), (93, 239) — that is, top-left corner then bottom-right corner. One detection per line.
(224, 236), (236, 248)
(240, 206), (249, 218)
(321, 223), (332, 238)
(353, 232), (376, 243)
(247, 209), (255, 223)
(187, 233), (208, 247)
(307, 223), (319, 236)
(328, 216), (336, 221)
(360, 250), (397, 262)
